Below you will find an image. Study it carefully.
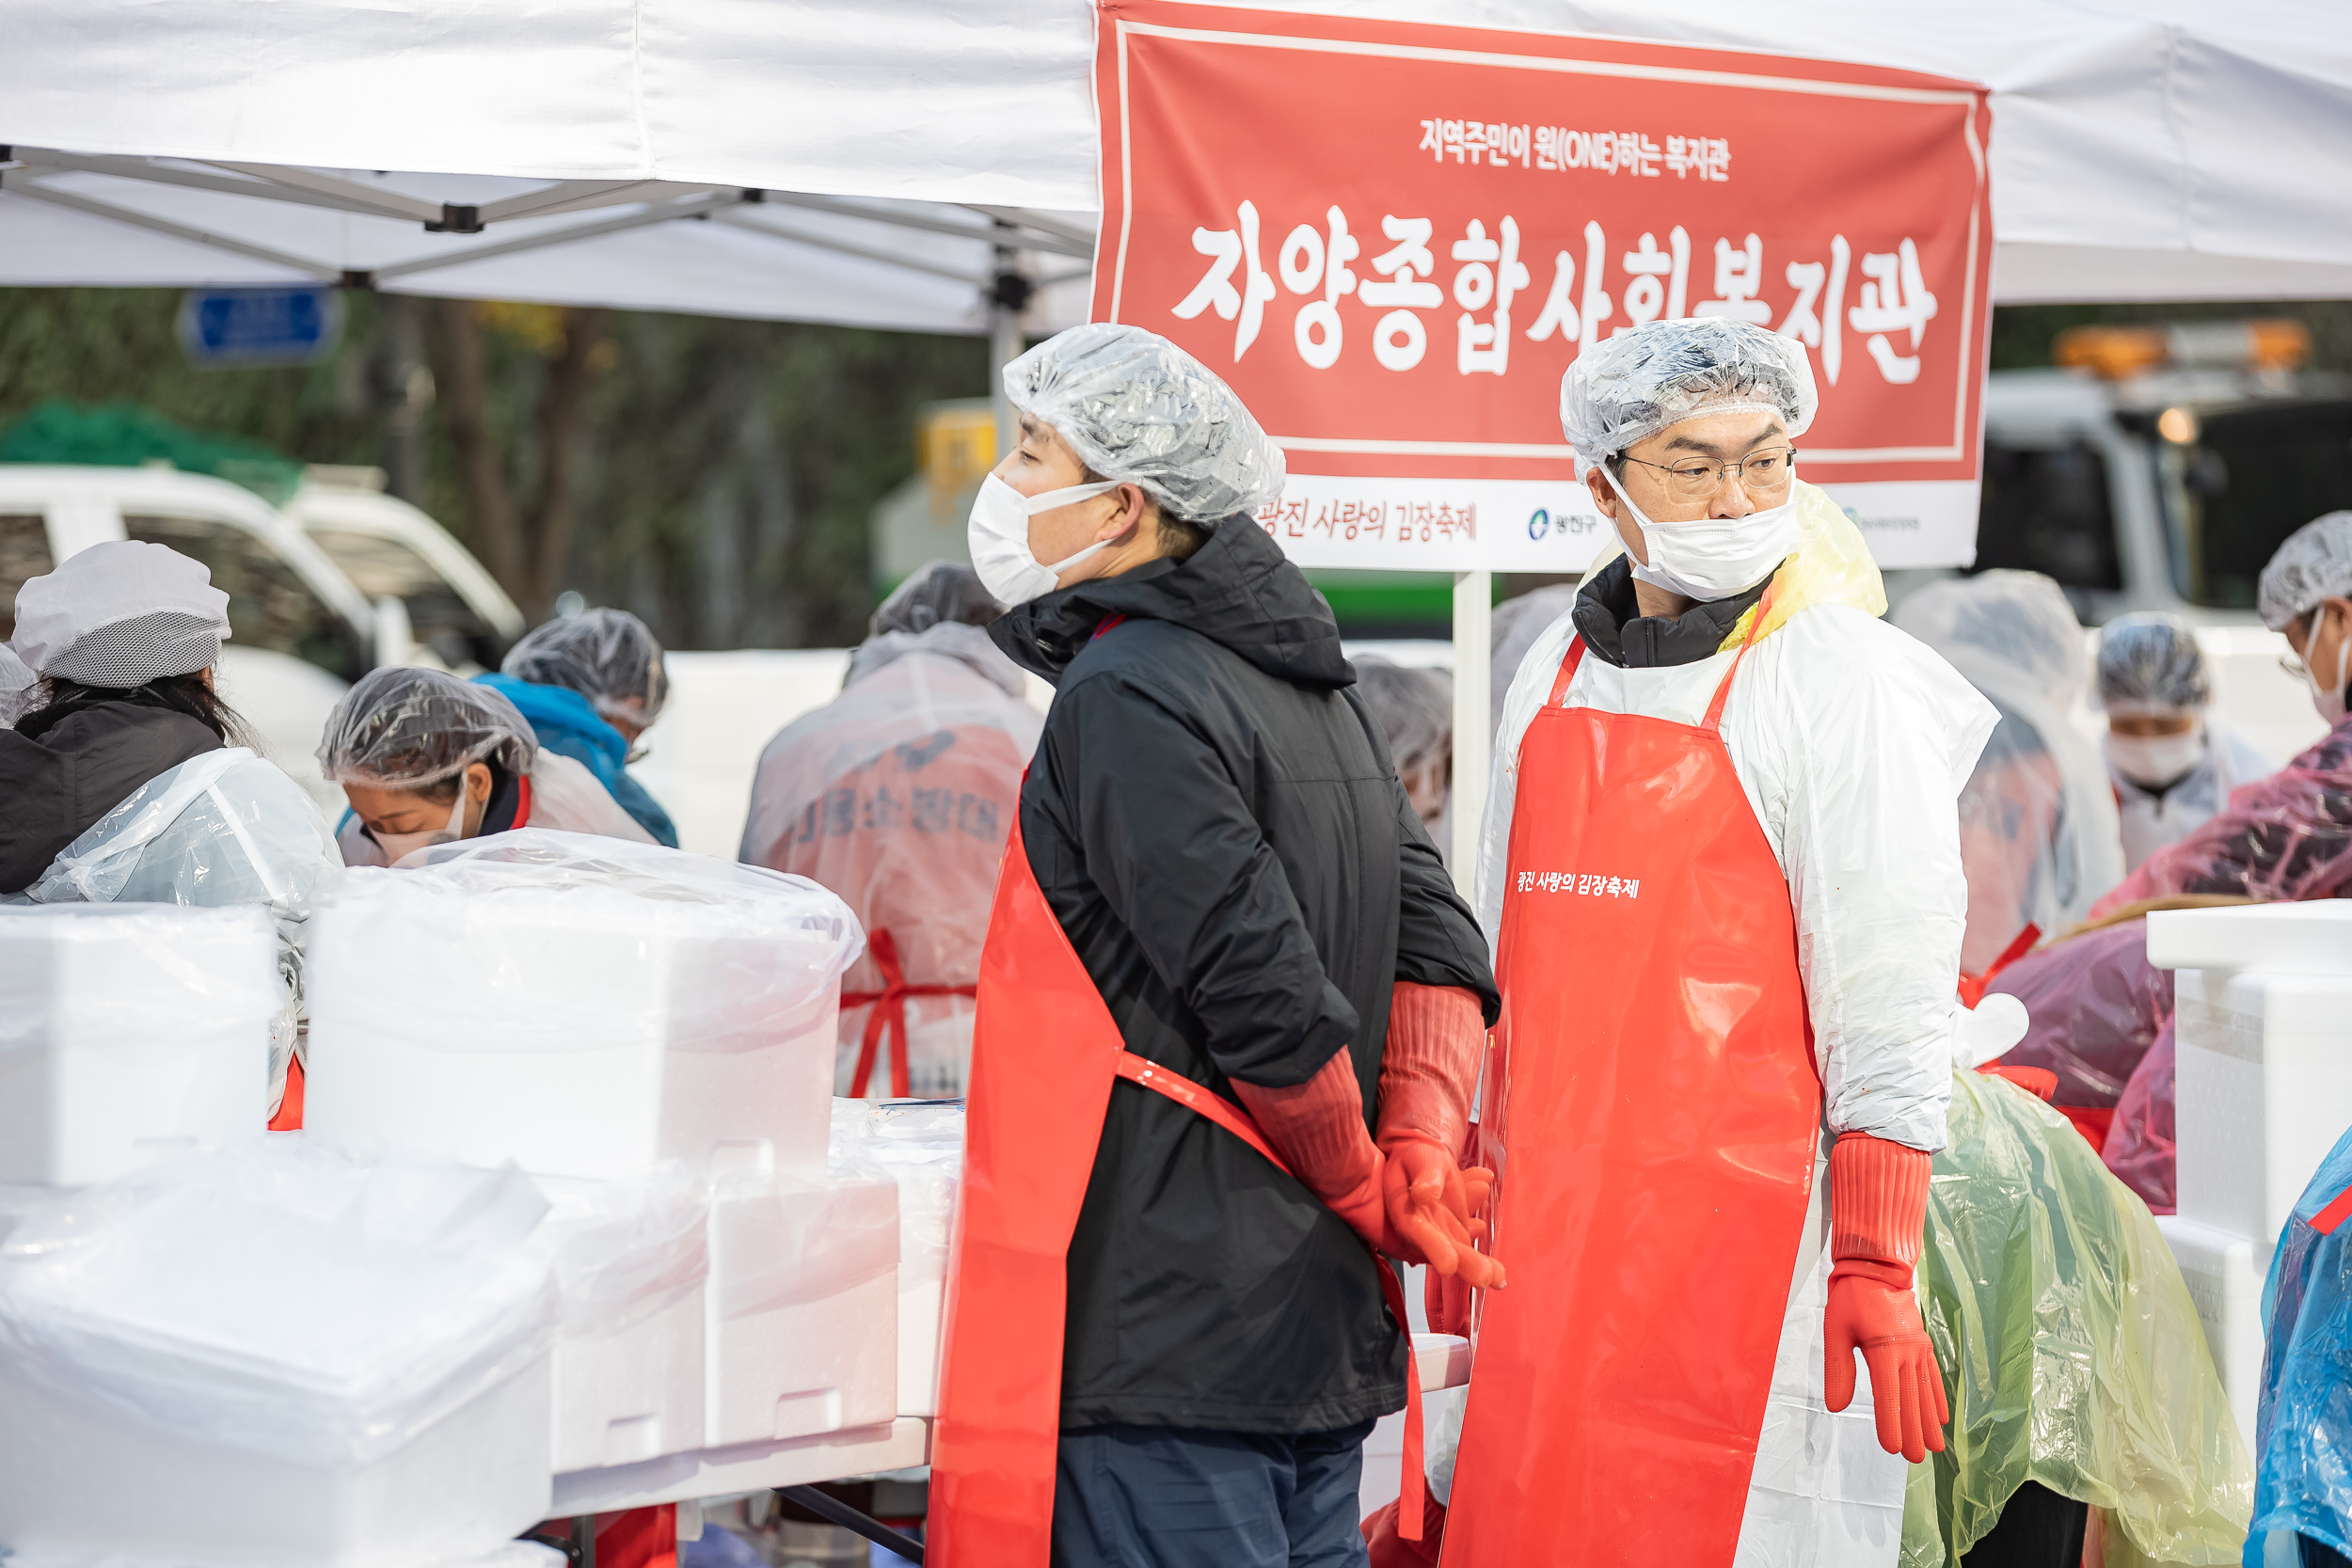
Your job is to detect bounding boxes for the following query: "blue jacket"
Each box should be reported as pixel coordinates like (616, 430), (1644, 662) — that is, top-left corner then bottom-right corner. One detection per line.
(472, 673), (678, 847)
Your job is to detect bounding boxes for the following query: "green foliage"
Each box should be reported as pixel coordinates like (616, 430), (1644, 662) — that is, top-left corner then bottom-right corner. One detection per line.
(0, 398), (307, 504)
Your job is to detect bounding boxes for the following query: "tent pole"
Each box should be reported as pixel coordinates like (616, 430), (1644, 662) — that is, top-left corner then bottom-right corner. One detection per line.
(1451, 570), (1491, 891)
(989, 232), (1024, 460)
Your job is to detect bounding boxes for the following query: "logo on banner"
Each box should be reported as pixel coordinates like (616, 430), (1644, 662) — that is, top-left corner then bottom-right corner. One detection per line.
(1092, 3), (1994, 571)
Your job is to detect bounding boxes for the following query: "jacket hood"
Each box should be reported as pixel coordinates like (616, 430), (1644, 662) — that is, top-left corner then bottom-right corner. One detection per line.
(473, 673), (625, 772)
(990, 515), (1353, 689)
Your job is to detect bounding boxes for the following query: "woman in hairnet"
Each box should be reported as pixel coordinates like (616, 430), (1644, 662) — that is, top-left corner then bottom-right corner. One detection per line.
(0, 540), (342, 1125)
(477, 607), (677, 847)
(2097, 611), (2273, 871)
(1890, 572), (2125, 978)
(739, 561), (1040, 1098)
(1353, 656), (1453, 841)
(1440, 318), (1997, 1567)
(2093, 510), (2352, 915)
(319, 665), (654, 867)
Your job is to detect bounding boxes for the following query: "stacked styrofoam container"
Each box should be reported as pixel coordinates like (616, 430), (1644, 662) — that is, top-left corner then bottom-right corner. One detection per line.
(0, 903), (277, 1186)
(302, 831), (890, 1476)
(833, 1099), (964, 1416)
(2146, 901), (2352, 1443)
(0, 1143), (559, 1567)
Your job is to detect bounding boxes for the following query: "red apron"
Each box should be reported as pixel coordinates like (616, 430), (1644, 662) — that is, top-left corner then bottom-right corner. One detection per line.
(1440, 611), (1820, 1565)
(841, 928), (978, 1099)
(929, 792), (1423, 1565)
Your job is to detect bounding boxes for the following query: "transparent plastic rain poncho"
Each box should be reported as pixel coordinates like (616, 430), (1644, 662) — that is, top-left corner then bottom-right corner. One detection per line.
(1890, 572), (2126, 974)
(1555, 316), (1817, 477)
(1990, 919), (2173, 1110)
(2254, 510), (2352, 633)
(1004, 323), (1286, 524)
(3, 747), (342, 1112)
(1488, 583), (1581, 737)
(1896, 1069), (2252, 1567)
(2090, 713), (2352, 915)
(501, 607), (670, 731)
(0, 1141), (556, 1466)
(2244, 1124), (2352, 1562)
(313, 829), (862, 1058)
(740, 626), (1040, 1097)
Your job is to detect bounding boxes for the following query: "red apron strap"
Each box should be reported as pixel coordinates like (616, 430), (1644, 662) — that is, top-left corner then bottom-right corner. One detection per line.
(1701, 583), (1778, 735)
(1115, 1052), (1429, 1542)
(1958, 922), (2042, 1007)
(1546, 637), (1587, 708)
(846, 928), (980, 1099)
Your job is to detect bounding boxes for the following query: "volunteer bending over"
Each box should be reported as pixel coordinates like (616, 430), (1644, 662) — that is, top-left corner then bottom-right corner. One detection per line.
(320, 666), (654, 866)
(0, 541), (341, 1123)
(2096, 612), (2272, 871)
(483, 608), (677, 847)
(739, 562), (1040, 1098)
(928, 324), (1501, 1568)
(1445, 319), (1996, 1567)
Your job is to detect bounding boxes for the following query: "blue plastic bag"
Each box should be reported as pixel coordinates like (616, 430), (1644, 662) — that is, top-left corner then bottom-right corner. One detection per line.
(2246, 1128), (2352, 1564)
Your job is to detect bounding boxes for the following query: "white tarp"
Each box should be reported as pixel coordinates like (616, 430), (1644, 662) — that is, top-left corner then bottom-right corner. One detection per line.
(3, 0), (2349, 326)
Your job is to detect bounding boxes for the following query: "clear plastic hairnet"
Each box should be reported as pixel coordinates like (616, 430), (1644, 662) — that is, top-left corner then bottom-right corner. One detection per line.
(1004, 323), (1286, 524)
(501, 608), (668, 728)
(1890, 572), (2124, 969)
(1352, 657), (1452, 777)
(2097, 610), (2212, 715)
(2257, 511), (2352, 633)
(318, 666), (537, 790)
(9, 539), (230, 686)
(870, 562), (1002, 639)
(1557, 317), (1818, 477)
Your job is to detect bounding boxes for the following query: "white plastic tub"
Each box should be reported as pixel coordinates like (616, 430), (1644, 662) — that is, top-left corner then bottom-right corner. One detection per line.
(0, 904), (276, 1185)
(305, 832), (861, 1180)
(706, 1170), (899, 1446)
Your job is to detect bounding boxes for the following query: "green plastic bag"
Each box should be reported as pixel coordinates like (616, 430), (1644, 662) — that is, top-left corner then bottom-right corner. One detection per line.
(1899, 1070), (2252, 1567)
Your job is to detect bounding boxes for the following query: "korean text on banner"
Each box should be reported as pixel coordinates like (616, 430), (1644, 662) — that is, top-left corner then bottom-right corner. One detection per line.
(1090, 1), (1994, 574)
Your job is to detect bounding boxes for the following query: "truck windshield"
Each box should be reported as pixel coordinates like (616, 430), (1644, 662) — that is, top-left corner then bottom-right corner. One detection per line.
(1972, 438), (2122, 592)
(2176, 400), (2352, 610)
(306, 526), (503, 669)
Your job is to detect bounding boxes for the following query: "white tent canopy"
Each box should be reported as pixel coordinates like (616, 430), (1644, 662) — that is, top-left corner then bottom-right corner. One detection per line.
(6, 0), (2352, 330)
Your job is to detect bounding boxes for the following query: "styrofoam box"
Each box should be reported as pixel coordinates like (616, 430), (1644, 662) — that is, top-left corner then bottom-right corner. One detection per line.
(0, 1354), (553, 1568)
(553, 1284), (707, 1474)
(2171, 968), (2352, 1244)
(0, 904), (274, 1185)
(707, 1177), (898, 1447)
(306, 893), (838, 1180)
(898, 1275), (946, 1418)
(2147, 899), (2352, 974)
(2154, 1214), (2267, 1448)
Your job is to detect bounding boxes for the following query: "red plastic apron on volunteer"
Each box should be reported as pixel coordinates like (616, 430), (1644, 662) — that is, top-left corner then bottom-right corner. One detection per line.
(929, 775), (1423, 1565)
(1440, 606), (1820, 1565)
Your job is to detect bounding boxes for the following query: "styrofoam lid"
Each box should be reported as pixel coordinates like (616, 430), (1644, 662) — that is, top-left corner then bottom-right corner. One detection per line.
(2146, 902), (2352, 974)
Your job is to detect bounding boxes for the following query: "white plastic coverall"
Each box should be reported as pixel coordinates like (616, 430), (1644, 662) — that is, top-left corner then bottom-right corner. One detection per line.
(739, 622), (1041, 1097)
(2107, 723), (2274, 871)
(6, 748), (342, 1116)
(1453, 546), (1998, 1564)
(334, 750), (655, 869)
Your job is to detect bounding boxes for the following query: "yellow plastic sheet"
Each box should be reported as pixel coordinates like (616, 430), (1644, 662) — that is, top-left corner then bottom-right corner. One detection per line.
(1899, 1070), (2252, 1567)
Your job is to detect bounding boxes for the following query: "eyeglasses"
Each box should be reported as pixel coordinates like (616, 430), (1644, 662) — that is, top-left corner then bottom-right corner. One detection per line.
(1620, 446), (1798, 501)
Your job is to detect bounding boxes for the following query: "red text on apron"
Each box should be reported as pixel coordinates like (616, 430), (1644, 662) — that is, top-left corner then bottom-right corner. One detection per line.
(1441, 609), (1820, 1565)
(929, 780), (1423, 1566)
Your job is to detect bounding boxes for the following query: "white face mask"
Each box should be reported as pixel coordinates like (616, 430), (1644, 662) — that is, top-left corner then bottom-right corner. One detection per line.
(372, 776), (472, 866)
(1603, 466), (1801, 602)
(2308, 606), (2351, 725)
(966, 473), (1123, 607)
(2106, 726), (2207, 789)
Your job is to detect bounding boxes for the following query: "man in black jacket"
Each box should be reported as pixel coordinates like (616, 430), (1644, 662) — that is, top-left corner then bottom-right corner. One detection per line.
(965, 325), (1500, 1568)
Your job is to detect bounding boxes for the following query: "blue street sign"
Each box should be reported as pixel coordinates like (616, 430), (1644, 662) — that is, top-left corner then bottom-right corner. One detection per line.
(176, 286), (344, 367)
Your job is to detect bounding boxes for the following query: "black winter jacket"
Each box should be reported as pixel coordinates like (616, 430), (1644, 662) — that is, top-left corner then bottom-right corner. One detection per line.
(990, 517), (1498, 1434)
(0, 701), (222, 894)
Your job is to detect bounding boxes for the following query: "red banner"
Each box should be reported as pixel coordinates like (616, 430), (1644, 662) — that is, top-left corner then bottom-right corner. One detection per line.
(1091, 1), (1994, 573)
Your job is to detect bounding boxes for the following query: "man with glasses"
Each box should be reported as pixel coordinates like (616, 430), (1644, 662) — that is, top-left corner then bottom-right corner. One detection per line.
(1435, 319), (2000, 1566)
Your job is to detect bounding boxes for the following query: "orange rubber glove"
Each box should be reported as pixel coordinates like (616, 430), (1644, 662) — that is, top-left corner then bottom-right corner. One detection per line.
(1232, 1049), (1389, 1252)
(1379, 984), (1504, 1290)
(1823, 1131), (1949, 1463)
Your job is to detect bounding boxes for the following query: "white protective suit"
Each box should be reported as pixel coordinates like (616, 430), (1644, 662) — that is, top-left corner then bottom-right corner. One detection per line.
(8, 747), (342, 1114)
(1453, 501), (1999, 1563)
(2108, 723), (2274, 871)
(335, 750), (655, 868)
(739, 622), (1041, 1097)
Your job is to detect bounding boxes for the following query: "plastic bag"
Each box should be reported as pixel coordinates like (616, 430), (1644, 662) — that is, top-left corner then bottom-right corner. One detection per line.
(740, 641), (1038, 1097)
(0, 1141), (556, 1466)
(710, 1170), (898, 1320)
(532, 1165), (709, 1338)
(2244, 1125), (2352, 1562)
(2092, 713), (2352, 918)
(0, 903), (276, 1055)
(831, 1099), (964, 1287)
(1991, 919), (2173, 1108)
(2105, 1019), (2179, 1213)
(310, 828), (862, 1056)
(1898, 1069), (2250, 1566)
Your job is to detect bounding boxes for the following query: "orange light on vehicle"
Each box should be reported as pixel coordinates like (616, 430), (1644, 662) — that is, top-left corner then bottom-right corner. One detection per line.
(2248, 318), (2312, 370)
(2156, 406), (2199, 444)
(2054, 325), (2169, 380)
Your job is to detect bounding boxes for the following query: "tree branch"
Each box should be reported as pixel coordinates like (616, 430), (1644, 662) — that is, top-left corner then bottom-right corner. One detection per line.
(526, 308), (610, 619)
